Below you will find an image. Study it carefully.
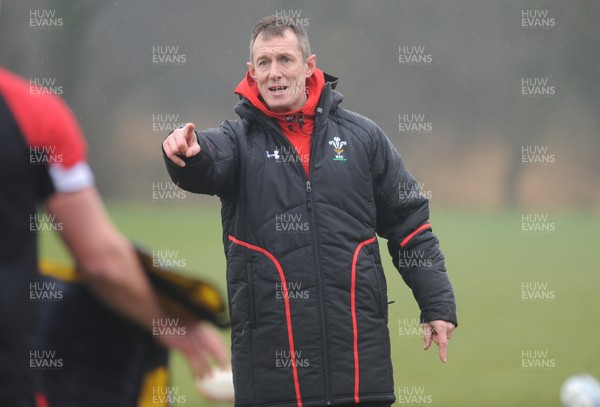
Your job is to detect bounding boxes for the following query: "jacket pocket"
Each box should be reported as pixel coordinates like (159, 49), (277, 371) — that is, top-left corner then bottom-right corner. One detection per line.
(230, 262), (257, 406)
(246, 260), (256, 329)
(368, 248), (386, 319)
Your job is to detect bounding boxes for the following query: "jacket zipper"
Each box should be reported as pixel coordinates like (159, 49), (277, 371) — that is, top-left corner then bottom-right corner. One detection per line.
(305, 110), (332, 406)
(307, 188), (332, 406)
(248, 103), (332, 405)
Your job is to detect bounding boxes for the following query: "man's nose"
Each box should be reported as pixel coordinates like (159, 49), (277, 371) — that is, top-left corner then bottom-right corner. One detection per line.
(268, 62), (282, 80)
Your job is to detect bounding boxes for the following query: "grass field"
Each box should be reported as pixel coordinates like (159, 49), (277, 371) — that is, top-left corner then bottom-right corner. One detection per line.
(39, 202), (600, 406)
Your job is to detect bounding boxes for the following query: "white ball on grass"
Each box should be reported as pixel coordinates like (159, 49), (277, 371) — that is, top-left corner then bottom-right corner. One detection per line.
(560, 374), (600, 407)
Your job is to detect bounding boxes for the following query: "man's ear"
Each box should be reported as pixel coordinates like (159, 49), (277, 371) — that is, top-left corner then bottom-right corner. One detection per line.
(246, 62), (256, 80)
(305, 54), (317, 77)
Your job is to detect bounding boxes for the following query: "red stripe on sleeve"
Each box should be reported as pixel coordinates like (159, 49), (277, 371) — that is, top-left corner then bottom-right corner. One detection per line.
(400, 223), (432, 248)
(34, 392), (49, 407)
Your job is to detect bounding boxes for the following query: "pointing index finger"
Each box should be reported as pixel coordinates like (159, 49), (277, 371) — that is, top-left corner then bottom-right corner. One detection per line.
(437, 330), (449, 363)
(184, 122), (196, 139)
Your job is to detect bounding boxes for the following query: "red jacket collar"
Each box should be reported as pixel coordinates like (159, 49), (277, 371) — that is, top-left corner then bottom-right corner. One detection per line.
(234, 68), (325, 121)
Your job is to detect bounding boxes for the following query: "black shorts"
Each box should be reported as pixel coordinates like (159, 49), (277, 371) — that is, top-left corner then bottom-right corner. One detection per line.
(0, 272), (38, 407)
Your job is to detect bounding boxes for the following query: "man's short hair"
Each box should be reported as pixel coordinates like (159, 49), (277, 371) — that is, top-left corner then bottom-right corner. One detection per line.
(249, 15), (311, 63)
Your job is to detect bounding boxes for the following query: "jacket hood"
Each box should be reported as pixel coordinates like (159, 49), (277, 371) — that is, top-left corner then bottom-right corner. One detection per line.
(233, 69), (342, 123)
(234, 67), (325, 119)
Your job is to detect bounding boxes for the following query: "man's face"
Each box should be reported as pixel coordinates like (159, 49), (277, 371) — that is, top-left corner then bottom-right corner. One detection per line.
(247, 29), (316, 113)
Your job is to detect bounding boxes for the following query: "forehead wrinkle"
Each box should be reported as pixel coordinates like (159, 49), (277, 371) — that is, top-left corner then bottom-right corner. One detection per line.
(253, 31), (302, 62)
(255, 46), (294, 61)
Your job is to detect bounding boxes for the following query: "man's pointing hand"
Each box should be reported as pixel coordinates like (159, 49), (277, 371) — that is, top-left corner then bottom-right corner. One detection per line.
(422, 320), (455, 363)
(163, 122), (201, 167)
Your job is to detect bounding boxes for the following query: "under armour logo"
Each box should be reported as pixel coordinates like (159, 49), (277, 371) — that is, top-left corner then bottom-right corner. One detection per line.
(266, 150), (280, 160)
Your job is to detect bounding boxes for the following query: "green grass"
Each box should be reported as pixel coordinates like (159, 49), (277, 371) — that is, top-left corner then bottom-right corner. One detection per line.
(39, 204), (600, 406)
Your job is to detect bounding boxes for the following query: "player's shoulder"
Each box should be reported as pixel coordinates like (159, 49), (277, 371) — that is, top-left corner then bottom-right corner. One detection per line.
(0, 66), (28, 92)
(0, 67), (87, 168)
(0, 66), (75, 126)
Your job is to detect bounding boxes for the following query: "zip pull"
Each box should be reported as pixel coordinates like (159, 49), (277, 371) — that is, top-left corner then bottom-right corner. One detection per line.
(306, 180), (312, 211)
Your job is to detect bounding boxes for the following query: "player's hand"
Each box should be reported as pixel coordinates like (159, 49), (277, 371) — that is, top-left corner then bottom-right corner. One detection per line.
(158, 321), (228, 378)
(163, 122), (201, 167)
(422, 320), (455, 363)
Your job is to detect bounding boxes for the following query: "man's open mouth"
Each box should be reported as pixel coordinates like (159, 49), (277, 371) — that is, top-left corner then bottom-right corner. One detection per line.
(268, 85), (288, 92)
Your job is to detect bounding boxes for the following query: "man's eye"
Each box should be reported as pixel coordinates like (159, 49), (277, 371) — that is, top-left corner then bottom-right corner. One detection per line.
(258, 60), (267, 67)
(282, 56), (291, 63)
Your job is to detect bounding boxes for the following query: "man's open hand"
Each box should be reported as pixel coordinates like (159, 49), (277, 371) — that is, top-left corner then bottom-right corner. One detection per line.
(422, 320), (455, 363)
(163, 122), (201, 167)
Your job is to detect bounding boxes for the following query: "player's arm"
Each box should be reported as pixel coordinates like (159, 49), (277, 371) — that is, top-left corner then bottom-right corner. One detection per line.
(369, 123), (457, 362)
(46, 186), (165, 329)
(45, 187), (228, 376)
(36, 90), (227, 375)
(163, 122), (239, 197)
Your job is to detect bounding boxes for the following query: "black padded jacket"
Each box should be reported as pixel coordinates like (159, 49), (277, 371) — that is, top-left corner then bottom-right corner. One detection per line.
(163, 73), (457, 407)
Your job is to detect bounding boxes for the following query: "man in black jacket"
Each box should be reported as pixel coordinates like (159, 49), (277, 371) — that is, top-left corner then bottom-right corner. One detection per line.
(163, 15), (457, 407)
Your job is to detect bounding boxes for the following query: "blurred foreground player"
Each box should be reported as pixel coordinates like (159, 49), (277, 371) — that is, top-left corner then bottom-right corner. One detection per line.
(0, 66), (228, 406)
